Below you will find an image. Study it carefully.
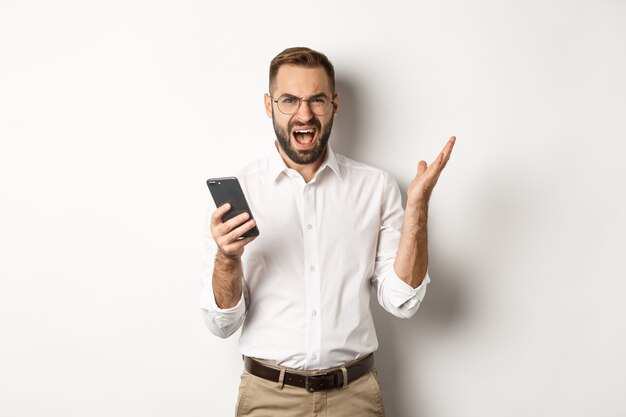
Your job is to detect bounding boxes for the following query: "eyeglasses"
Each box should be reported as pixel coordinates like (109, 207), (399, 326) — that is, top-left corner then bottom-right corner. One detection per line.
(271, 94), (334, 116)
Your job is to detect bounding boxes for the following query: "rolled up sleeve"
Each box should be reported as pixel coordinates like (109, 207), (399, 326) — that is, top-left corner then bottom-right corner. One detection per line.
(200, 279), (246, 338)
(376, 267), (430, 318)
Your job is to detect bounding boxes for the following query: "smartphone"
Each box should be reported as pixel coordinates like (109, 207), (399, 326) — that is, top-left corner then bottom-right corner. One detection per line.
(206, 177), (260, 238)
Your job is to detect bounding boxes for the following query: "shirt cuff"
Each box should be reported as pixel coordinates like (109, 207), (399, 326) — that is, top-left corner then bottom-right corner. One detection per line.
(387, 270), (431, 310)
(208, 287), (245, 312)
(204, 287), (246, 330)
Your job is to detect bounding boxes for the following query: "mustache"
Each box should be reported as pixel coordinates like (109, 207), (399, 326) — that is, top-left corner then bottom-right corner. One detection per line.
(289, 118), (321, 131)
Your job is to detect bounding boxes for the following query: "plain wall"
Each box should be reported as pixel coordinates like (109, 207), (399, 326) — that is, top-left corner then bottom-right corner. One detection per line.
(1, 1), (625, 416)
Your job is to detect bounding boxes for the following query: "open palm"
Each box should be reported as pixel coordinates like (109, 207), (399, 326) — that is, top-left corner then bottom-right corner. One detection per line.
(406, 136), (456, 206)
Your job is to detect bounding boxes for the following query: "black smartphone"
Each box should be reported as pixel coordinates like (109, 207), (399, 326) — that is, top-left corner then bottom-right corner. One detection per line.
(206, 177), (260, 238)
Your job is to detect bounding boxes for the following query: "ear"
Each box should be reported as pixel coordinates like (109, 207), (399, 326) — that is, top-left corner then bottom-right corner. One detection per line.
(332, 93), (339, 115)
(264, 93), (273, 118)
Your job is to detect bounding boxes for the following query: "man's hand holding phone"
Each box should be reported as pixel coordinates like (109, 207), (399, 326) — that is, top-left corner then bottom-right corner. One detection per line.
(210, 202), (258, 259)
(207, 176), (259, 260)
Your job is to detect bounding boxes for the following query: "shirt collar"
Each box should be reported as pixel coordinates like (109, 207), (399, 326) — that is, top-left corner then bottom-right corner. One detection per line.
(269, 142), (343, 182)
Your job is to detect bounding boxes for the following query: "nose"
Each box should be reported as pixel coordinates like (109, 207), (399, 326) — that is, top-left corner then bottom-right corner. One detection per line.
(294, 99), (314, 119)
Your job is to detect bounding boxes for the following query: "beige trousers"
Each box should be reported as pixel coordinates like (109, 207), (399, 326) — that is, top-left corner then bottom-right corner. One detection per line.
(234, 367), (385, 417)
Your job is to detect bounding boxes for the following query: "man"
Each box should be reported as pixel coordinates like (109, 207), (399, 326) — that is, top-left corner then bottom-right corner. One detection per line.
(201, 47), (455, 417)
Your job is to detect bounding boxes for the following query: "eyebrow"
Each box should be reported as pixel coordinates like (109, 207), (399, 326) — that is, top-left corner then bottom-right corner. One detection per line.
(279, 92), (332, 99)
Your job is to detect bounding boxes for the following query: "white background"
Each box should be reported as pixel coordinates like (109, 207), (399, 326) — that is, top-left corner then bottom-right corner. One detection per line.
(1, 1), (625, 416)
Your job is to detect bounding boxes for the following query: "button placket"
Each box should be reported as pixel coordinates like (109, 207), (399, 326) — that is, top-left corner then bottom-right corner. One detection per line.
(302, 184), (321, 368)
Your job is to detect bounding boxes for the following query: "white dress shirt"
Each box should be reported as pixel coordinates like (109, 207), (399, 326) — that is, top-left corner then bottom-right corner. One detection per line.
(200, 144), (430, 370)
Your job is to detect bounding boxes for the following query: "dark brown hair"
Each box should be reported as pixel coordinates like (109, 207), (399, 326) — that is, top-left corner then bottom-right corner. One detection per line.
(269, 47), (335, 94)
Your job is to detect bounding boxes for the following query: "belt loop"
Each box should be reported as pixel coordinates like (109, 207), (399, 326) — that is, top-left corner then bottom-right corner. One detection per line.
(340, 366), (349, 388)
(277, 367), (286, 390)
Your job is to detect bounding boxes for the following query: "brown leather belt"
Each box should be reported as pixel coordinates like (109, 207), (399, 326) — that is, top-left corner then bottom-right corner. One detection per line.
(244, 354), (375, 393)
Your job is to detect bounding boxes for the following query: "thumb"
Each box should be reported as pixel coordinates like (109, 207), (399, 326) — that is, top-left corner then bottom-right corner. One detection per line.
(416, 160), (427, 176)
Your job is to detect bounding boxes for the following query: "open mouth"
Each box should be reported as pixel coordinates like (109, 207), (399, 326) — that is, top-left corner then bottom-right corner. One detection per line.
(292, 128), (317, 148)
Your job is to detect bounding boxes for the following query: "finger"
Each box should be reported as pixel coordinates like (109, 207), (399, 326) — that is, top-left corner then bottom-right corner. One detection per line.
(440, 136), (456, 168)
(214, 212), (251, 241)
(222, 211), (250, 232)
(211, 203), (232, 226)
(217, 223), (253, 253)
(224, 218), (257, 243)
(416, 160), (428, 176)
(212, 211), (250, 243)
(236, 235), (257, 246)
(428, 136), (456, 172)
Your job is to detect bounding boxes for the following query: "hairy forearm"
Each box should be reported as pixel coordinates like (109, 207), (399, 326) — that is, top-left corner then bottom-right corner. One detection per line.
(212, 251), (243, 309)
(394, 202), (429, 288)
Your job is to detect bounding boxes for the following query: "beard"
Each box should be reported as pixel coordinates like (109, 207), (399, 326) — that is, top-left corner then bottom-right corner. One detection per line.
(272, 114), (333, 165)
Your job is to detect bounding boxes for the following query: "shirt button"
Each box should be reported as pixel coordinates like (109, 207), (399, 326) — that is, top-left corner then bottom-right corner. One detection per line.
(307, 224), (313, 230)
(312, 354), (317, 360)
(312, 309), (317, 316)
(310, 266), (316, 272)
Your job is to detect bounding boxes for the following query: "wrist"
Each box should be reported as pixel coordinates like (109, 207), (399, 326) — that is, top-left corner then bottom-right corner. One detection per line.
(215, 251), (243, 274)
(405, 200), (429, 214)
(403, 201), (429, 233)
(217, 249), (242, 262)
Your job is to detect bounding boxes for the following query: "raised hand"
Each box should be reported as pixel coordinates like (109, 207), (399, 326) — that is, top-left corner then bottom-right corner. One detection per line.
(406, 136), (456, 207)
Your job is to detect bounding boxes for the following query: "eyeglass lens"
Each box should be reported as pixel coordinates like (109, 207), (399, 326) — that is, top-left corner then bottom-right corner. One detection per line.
(275, 95), (332, 115)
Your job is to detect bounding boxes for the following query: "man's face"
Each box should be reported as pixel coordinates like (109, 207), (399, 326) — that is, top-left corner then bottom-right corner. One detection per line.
(264, 65), (338, 166)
